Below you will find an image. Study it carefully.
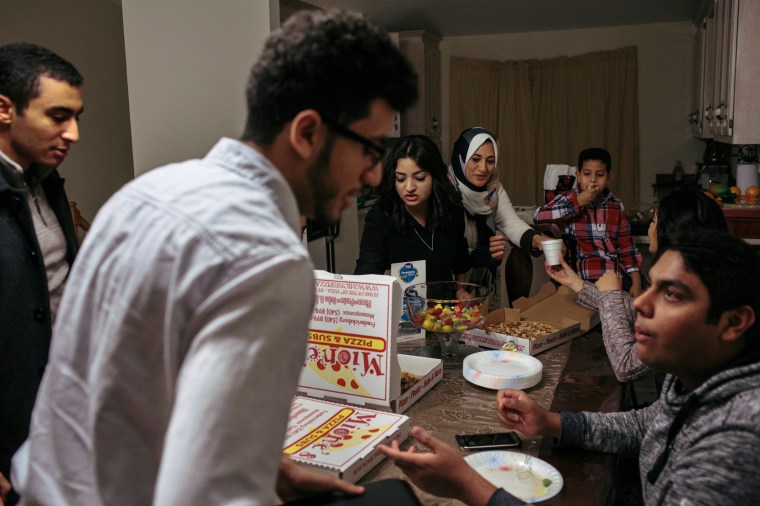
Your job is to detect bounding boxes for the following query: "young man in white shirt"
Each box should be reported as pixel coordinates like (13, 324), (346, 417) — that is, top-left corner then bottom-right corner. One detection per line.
(13, 10), (418, 506)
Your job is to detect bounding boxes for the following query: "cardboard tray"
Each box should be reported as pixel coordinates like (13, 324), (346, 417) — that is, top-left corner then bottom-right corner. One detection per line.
(461, 282), (599, 355)
(284, 396), (409, 483)
(298, 271), (442, 413)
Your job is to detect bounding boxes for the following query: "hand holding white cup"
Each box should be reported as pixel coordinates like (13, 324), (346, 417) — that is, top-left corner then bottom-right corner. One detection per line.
(541, 238), (564, 266)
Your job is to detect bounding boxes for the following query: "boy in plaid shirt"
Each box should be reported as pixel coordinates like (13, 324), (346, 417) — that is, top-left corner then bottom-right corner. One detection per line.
(533, 148), (642, 296)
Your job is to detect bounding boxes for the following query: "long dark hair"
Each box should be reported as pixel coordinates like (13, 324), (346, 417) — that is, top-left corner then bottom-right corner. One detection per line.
(376, 135), (463, 233)
(656, 187), (727, 251)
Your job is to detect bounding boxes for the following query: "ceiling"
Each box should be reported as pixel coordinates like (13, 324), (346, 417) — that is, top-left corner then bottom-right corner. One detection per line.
(303, 0), (707, 37)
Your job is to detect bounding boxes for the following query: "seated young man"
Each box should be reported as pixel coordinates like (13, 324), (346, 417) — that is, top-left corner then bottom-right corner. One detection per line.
(379, 230), (760, 505)
(533, 148), (642, 296)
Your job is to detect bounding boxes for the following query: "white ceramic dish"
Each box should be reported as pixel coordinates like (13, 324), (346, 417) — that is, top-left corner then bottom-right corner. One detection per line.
(463, 350), (542, 390)
(465, 450), (563, 503)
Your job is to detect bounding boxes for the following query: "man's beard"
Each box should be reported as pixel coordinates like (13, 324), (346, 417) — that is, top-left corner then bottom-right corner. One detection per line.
(307, 141), (340, 227)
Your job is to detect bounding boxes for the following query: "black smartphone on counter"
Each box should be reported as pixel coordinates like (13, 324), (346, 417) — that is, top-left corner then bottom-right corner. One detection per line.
(455, 432), (522, 451)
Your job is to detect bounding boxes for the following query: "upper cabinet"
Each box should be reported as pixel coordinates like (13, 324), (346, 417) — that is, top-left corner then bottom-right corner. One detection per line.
(395, 31), (442, 146)
(691, 0), (760, 144)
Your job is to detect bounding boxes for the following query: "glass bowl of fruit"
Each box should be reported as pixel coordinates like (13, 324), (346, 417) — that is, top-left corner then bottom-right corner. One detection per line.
(404, 281), (491, 361)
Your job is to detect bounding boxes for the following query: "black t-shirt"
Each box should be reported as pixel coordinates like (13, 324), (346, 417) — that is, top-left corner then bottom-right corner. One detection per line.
(354, 205), (472, 282)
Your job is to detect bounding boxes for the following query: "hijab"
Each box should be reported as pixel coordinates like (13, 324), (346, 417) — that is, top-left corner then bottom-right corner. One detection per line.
(449, 127), (499, 215)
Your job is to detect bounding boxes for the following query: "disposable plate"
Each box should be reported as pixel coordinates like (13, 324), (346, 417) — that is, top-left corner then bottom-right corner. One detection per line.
(465, 450), (563, 503)
(463, 350), (542, 390)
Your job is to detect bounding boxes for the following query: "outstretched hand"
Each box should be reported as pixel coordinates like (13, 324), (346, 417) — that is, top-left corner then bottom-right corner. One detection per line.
(496, 389), (561, 438)
(276, 456), (364, 502)
(544, 257), (584, 294)
(378, 427), (497, 506)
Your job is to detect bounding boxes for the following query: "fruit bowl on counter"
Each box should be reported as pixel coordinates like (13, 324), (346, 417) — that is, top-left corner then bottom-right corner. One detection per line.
(706, 183), (760, 205)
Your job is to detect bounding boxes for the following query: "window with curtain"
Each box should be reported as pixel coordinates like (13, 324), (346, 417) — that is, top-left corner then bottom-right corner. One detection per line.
(450, 46), (639, 207)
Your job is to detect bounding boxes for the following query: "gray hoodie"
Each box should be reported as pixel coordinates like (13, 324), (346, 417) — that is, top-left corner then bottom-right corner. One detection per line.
(560, 352), (760, 505)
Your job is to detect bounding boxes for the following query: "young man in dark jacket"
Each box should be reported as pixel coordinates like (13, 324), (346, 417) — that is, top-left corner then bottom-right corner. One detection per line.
(0, 43), (83, 502)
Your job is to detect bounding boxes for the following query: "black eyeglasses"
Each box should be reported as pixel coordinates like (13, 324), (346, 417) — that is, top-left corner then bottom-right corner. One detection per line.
(320, 115), (389, 166)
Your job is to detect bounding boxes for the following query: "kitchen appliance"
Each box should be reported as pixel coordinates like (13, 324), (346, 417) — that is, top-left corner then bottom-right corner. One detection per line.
(736, 162), (760, 194)
(735, 145), (759, 194)
(696, 164), (729, 190)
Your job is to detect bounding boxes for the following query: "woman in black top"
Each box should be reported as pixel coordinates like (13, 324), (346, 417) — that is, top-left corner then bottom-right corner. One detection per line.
(355, 135), (471, 284)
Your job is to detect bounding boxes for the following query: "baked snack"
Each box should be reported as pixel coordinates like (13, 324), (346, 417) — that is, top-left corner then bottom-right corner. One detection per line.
(400, 371), (422, 393)
(484, 320), (558, 340)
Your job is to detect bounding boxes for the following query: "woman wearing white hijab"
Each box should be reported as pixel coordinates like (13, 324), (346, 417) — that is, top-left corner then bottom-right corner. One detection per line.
(449, 127), (551, 282)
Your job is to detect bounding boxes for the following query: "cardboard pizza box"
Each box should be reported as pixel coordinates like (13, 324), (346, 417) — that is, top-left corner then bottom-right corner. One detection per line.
(283, 396), (409, 483)
(461, 282), (599, 355)
(298, 271), (442, 413)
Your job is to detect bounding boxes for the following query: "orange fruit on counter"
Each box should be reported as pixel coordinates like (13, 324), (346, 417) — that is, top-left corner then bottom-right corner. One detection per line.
(730, 185), (742, 197)
(746, 186), (760, 199)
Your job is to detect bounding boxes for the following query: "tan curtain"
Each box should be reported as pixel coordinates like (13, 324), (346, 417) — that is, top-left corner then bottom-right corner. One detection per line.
(497, 60), (538, 205)
(449, 57), (501, 145)
(449, 46), (639, 207)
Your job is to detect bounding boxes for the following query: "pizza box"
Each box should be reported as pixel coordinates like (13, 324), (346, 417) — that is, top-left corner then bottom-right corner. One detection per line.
(461, 282), (599, 355)
(283, 396), (409, 483)
(298, 271), (442, 413)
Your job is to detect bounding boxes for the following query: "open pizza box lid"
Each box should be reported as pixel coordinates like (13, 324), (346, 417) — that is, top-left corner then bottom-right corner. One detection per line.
(283, 396), (410, 483)
(461, 282), (599, 355)
(297, 271), (442, 413)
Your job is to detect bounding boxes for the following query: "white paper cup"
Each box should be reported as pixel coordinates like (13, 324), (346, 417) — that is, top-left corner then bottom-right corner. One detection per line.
(542, 239), (563, 265)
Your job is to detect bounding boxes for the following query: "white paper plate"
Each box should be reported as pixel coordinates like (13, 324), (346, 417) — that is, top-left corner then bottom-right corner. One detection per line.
(465, 450), (563, 503)
(463, 351), (542, 390)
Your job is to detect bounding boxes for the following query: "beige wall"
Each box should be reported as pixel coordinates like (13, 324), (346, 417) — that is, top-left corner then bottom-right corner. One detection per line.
(2, 0), (134, 222)
(441, 21), (705, 204)
(3, 0), (278, 220)
(121, 0), (275, 175)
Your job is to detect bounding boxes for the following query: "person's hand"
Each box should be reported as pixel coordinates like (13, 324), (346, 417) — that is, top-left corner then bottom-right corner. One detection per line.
(531, 234), (555, 251)
(544, 257), (584, 294)
(0, 472), (10, 506)
(456, 287), (472, 301)
(276, 456), (364, 502)
(496, 389), (561, 438)
(489, 234), (507, 262)
(595, 272), (622, 292)
(378, 427), (497, 506)
(577, 182), (602, 206)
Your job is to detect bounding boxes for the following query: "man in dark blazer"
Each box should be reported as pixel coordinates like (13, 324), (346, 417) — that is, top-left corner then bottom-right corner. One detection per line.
(0, 43), (83, 502)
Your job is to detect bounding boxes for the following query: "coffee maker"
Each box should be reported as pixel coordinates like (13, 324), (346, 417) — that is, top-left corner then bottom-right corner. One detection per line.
(696, 140), (730, 190)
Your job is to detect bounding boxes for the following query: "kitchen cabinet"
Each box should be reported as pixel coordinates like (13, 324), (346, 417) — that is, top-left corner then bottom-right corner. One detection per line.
(723, 206), (760, 240)
(395, 30), (442, 146)
(691, 0), (760, 144)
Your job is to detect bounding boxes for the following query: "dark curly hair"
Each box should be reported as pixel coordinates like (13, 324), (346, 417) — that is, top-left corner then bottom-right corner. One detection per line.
(242, 9), (418, 145)
(656, 186), (727, 251)
(0, 42), (82, 111)
(376, 135), (464, 233)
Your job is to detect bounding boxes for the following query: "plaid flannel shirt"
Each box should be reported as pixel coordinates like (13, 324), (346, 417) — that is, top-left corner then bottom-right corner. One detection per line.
(533, 188), (641, 281)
